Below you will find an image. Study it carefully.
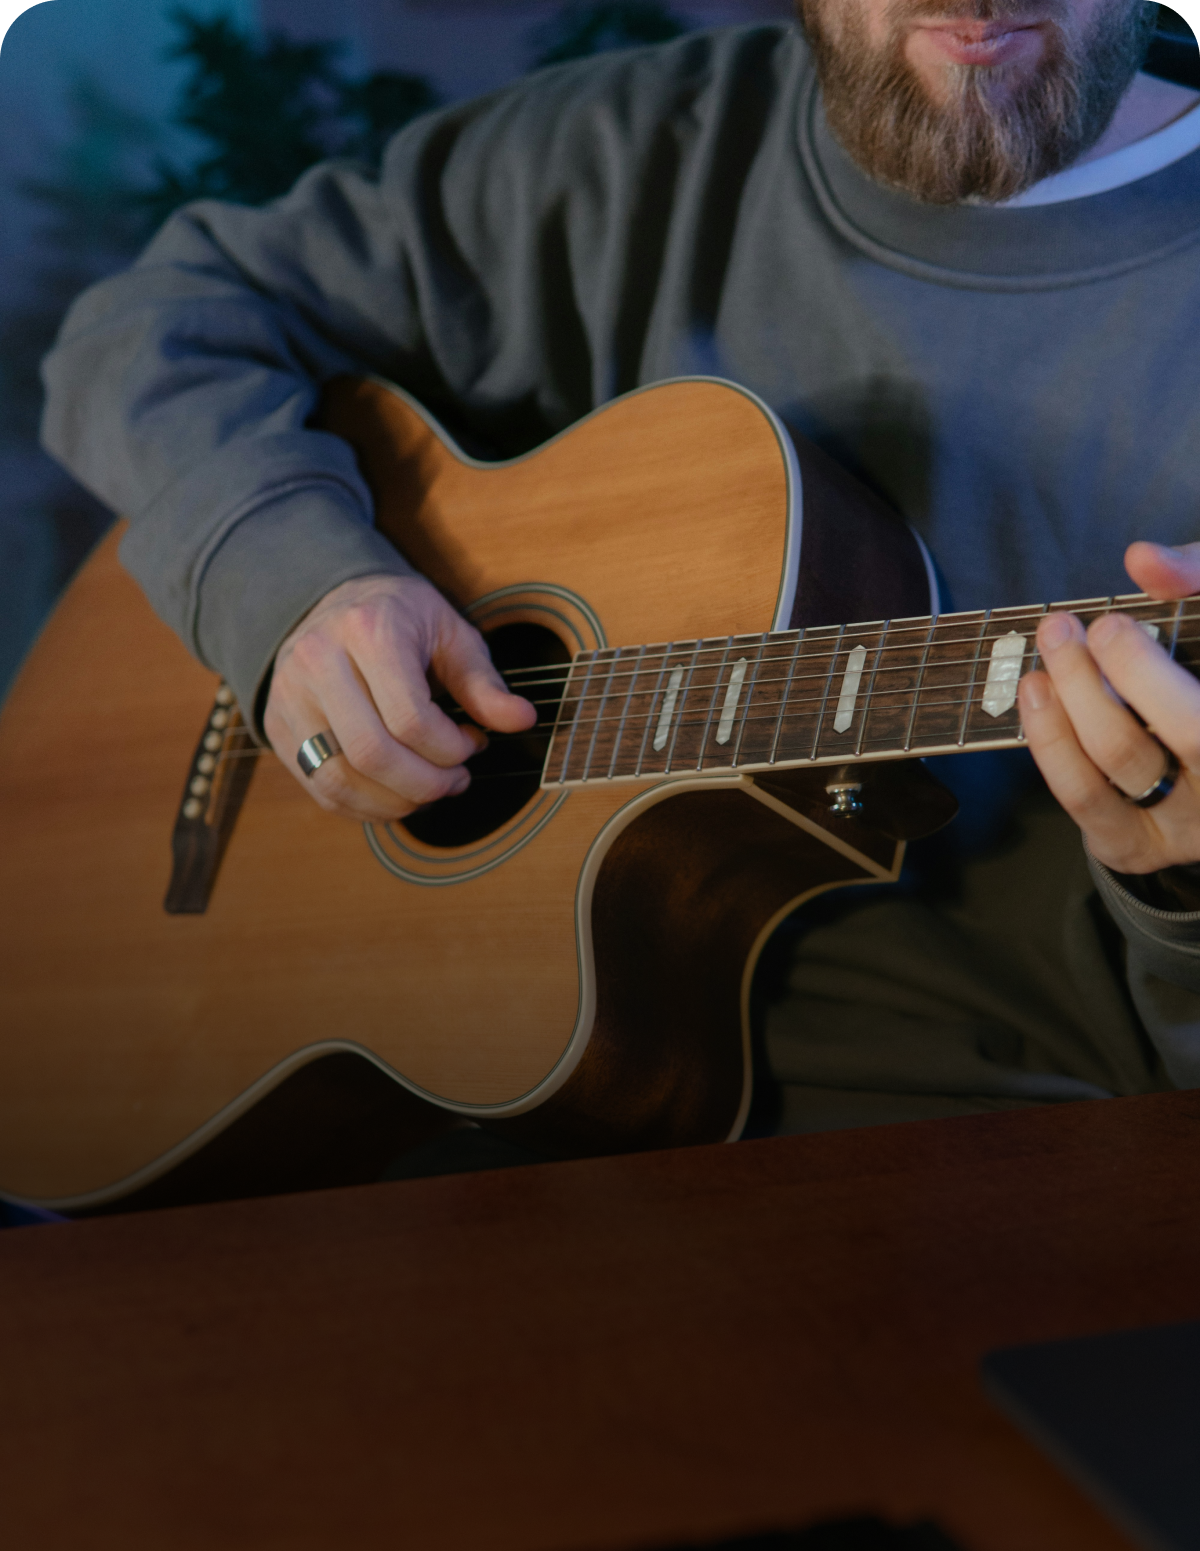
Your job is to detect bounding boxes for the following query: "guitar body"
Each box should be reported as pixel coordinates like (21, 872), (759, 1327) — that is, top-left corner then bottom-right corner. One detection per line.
(0, 378), (936, 1210)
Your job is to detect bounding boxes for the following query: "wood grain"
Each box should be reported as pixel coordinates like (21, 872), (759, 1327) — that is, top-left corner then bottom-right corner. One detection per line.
(0, 379), (796, 1202)
(4, 1092), (1195, 1550)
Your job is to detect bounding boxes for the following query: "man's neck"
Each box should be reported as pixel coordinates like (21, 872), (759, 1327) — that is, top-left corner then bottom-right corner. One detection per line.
(1075, 69), (1200, 166)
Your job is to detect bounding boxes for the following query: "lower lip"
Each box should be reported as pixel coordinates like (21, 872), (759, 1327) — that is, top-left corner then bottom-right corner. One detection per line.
(916, 24), (1039, 67)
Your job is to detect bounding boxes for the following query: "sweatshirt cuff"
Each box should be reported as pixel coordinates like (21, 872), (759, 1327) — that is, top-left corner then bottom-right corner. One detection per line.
(188, 484), (416, 733)
(1087, 846), (1200, 959)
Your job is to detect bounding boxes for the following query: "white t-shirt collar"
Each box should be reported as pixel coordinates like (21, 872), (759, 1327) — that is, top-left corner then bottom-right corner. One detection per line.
(1000, 97), (1200, 208)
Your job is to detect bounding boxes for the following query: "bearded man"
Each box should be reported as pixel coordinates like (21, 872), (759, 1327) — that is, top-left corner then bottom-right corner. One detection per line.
(40, 3), (1200, 1147)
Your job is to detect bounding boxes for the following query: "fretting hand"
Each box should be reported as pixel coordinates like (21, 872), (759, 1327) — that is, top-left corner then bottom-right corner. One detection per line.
(263, 572), (537, 822)
(1018, 541), (1200, 876)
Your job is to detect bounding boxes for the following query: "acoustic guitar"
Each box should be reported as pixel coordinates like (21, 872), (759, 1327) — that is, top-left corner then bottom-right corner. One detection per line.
(0, 376), (1190, 1214)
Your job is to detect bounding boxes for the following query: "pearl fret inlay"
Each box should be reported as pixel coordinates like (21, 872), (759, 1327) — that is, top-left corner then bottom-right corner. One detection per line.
(833, 645), (868, 734)
(715, 658), (749, 746)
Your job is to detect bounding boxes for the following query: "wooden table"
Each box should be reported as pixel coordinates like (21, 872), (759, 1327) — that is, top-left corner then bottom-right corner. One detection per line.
(2, 1091), (1199, 1551)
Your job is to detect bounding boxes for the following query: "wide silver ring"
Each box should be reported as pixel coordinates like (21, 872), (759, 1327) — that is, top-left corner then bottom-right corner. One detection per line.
(1117, 745), (1180, 810)
(297, 730), (343, 778)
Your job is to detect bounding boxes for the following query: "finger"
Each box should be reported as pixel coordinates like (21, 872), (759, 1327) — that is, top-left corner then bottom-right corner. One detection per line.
(1084, 611), (1200, 774)
(1035, 612), (1170, 798)
(306, 746), (469, 823)
(272, 659), (473, 820)
(357, 626), (493, 772)
(432, 614), (538, 735)
(267, 692), (438, 823)
(1018, 670), (1159, 870)
(315, 651), (482, 807)
(294, 600), (486, 773)
(1125, 540), (1200, 600)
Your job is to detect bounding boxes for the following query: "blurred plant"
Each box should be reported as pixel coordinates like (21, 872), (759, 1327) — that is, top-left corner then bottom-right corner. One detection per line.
(143, 9), (440, 218)
(1, 79), (161, 446)
(529, 1), (689, 68)
(0, 9), (442, 692)
(0, 76), (162, 624)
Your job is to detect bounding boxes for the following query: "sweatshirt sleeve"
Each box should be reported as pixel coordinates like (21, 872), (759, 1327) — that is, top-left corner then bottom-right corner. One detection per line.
(38, 33), (728, 720)
(1088, 852), (1200, 1088)
(39, 157), (436, 723)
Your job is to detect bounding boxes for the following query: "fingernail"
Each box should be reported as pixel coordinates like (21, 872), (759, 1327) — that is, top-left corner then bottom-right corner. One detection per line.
(1088, 613), (1122, 650)
(1039, 612), (1073, 650)
(1022, 673), (1049, 712)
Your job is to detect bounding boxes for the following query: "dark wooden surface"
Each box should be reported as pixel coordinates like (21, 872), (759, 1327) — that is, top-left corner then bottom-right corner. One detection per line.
(3, 1092), (1199, 1551)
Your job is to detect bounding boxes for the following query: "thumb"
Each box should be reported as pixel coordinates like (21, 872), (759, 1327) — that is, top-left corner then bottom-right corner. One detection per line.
(433, 616), (538, 734)
(1125, 540), (1200, 600)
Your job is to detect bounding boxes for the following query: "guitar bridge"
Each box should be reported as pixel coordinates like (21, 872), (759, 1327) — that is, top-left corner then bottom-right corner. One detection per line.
(164, 685), (260, 914)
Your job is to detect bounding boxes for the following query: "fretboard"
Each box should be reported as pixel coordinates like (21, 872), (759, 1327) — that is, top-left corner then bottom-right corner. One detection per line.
(542, 593), (1200, 788)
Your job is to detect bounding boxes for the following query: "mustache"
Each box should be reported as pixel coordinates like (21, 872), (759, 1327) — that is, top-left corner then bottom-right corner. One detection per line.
(886, 0), (1067, 19)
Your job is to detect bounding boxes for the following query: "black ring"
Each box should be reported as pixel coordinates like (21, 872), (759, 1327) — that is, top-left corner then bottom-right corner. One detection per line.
(1118, 746), (1180, 810)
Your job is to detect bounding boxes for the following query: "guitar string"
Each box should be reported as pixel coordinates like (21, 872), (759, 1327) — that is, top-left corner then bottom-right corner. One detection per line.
(207, 647), (1051, 751)
(202, 600), (1196, 730)
(206, 641), (1180, 765)
(493, 598), (1200, 692)
(492, 634), (1200, 719)
(206, 682), (1031, 788)
(209, 610), (1200, 759)
(493, 617), (1200, 705)
(195, 599), (1197, 783)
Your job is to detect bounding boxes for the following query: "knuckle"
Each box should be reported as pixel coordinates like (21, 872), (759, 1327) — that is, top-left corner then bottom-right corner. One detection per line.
(342, 730), (393, 781)
(1105, 731), (1148, 776)
(382, 703), (428, 747)
(342, 600), (383, 644)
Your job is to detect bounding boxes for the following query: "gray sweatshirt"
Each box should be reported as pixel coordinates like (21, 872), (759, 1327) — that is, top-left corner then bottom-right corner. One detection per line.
(40, 24), (1200, 1121)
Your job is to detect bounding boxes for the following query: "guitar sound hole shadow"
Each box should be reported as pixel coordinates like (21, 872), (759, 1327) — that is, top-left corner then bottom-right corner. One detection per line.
(401, 621), (571, 849)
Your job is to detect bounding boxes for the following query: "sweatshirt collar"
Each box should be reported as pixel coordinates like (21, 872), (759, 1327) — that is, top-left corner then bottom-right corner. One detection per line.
(796, 63), (1200, 289)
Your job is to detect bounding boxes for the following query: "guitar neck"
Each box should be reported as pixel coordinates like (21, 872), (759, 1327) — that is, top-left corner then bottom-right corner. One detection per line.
(543, 592), (1200, 788)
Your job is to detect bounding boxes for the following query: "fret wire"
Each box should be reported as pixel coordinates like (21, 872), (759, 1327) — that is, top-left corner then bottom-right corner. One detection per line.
(695, 637), (735, 773)
(499, 595), (1190, 693)
(731, 631), (771, 769)
(509, 678), (1031, 782)
(542, 685), (1028, 747)
(502, 682), (1025, 753)
(557, 651), (602, 784)
(769, 630), (806, 765)
(1015, 604), (1049, 743)
(854, 624), (890, 759)
(1169, 598), (1186, 659)
(902, 616), (939, 753)
(956, 613), (991, 746)
(810, 625), (848, 760)
(580, 648), (621, 784)
(522, 633), (1037, 709)
(542, 658), (577, 783)
(607, 643), (646, 779)
(633, 641), (676, 779)
(534, 663), (1050, 742)
(509, 609), (1199, 709)
(663, 641), (704, 774)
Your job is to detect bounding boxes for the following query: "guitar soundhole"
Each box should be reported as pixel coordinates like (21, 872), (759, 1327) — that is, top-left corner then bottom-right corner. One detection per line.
(400, 622), (571, 849)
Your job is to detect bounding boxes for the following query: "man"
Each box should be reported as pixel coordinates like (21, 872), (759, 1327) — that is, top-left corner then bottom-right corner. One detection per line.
(41, 2), (1200, 1136)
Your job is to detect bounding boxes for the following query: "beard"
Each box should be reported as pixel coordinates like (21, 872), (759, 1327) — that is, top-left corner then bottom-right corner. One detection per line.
(795, 0), (1158, 204)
